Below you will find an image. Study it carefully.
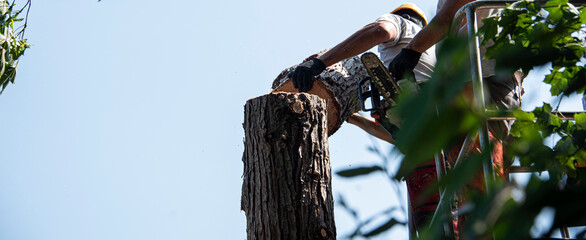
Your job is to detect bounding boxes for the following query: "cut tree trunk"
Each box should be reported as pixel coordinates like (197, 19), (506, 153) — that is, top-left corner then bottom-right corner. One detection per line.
(241, 52), (370, 239)
(241, 92), (335, 240)
(272, 53), (369, 136)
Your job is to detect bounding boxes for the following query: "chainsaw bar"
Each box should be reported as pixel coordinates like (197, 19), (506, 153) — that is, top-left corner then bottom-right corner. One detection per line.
(360, 52), (400, 104)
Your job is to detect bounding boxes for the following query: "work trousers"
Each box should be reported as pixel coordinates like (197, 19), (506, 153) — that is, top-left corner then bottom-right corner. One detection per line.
(404, 74), (522, 236)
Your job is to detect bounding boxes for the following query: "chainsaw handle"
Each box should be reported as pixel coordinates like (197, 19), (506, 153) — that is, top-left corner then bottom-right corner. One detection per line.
(358, 76), (383, 112)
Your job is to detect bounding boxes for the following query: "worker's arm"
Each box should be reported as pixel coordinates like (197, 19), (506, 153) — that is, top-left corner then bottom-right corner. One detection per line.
(406, 0), (474, 53)
(347, 113), (395, 144)
(318, 21), (398, 66)
(388, 0), (474, 79)
(290, 21), (399, 92)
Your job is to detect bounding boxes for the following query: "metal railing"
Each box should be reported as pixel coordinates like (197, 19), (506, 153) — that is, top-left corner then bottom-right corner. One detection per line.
(428, 0), (586, 239)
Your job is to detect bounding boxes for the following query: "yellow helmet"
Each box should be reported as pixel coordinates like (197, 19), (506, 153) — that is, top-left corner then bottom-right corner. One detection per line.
(391, 3), (428, 26)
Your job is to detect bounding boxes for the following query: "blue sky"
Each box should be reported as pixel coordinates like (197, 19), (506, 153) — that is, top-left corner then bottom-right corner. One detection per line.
(0, 0), (583, 240)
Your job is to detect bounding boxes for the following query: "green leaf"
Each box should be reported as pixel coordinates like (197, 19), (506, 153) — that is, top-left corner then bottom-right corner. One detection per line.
(576, 113), (586, 129)
(547, 5), (564, 22)
(560, 120), (575, 134)
(513, 109), (535, 122)
(545, 70), (569, 96)
(363, 218), (401, 237)
(510, 121), (535, 137)
(336, 166), (383, 178)
(554, 136), (578, 156)
(479, 17), (499, 45)
(575, 150), (586, 163)
(547, 114), (563, 128)
(580, 5), (586, 22)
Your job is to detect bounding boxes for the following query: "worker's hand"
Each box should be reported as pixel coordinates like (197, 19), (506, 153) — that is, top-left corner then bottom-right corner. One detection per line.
(386, 107), (404, 128)
(397, 79), (420, 95)
(288, 58), (326, 92)
(387, 48), (421, 81)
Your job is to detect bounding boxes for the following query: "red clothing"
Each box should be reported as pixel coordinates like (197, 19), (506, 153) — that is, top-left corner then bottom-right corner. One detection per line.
(405, 128), (507, 236)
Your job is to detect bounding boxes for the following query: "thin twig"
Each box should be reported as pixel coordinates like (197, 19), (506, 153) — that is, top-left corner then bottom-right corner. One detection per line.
(19, 0), (31, 38)
(17, 0), (30, 13)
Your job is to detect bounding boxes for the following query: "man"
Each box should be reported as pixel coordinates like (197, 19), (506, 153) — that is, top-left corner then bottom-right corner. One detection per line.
(390, 0), (522, 179)
(288, 3), (435, 93)
(288, 3), (441, 234)
(389, 0), (521, 140)
(387, 0), (523, 237)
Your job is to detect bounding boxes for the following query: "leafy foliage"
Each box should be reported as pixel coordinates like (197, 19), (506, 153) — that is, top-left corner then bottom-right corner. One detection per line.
(509, 104), (586, 179)
(478, 0), (586, 95)
(0, 0), (30, 94)
(482, 0), (586, 183)
(338, 0), (586, 239)
(392, 36), (482, 179)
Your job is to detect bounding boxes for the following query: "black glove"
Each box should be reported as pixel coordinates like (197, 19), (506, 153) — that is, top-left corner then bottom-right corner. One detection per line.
(288, 58), (326, 92)
(388, 48), (422, 81)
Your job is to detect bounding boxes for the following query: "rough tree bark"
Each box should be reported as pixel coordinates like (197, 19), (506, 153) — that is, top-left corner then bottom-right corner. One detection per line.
(241, 53), (369, 239)
(242, 93), (335, 240)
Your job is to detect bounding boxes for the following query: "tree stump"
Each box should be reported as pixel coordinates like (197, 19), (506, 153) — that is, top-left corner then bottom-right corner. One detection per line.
(241, 92), (336, 240)
(271, 53), (369, 136)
